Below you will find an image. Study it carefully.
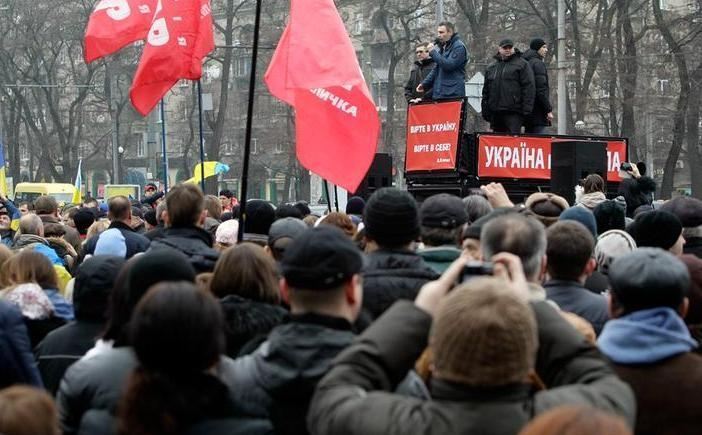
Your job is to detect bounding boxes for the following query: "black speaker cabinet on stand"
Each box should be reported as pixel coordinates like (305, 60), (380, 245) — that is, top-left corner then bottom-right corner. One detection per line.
(550, 141), (607, 205)
(353, 153), (393, 200)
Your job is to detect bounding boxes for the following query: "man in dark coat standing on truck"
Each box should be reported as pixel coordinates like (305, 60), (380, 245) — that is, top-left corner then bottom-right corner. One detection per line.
(417, 22), (468, 100)
(481, 39), (535, 134)
(523, 38), (553, 134)
(405, 43), (435, 104)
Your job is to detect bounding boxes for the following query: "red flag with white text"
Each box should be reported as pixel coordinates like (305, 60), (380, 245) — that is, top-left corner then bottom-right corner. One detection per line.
(130, 0), (214, 116)
(265, 0), (379, 193)
(84, 0), (157, 63)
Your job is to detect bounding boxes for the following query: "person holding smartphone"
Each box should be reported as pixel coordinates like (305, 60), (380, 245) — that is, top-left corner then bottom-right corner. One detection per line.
(617, 161), (656, 218)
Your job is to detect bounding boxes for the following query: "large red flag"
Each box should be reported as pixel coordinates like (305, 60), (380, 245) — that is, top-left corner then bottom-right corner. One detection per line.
(84, 0), (158, 63)
(265, 0), (380, 193)
(129, 0), (214, 116)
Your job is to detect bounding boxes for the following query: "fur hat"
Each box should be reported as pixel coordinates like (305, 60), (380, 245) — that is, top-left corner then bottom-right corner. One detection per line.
(363, 188), (419, 247)
(627, 210), (682, 251)
(431, 278), (537, 386)
(525, 193), (569, 227)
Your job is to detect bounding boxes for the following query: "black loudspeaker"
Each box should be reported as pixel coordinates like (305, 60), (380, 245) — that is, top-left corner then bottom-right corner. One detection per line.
(551, 141), (607, 205)
(353, 153), (392, 199)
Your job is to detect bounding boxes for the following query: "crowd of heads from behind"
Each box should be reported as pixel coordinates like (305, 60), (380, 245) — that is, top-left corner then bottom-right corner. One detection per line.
(0, 176), (700, 435)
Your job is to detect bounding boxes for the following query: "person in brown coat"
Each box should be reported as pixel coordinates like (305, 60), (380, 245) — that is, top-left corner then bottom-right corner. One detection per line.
(598, 248), (702, 435)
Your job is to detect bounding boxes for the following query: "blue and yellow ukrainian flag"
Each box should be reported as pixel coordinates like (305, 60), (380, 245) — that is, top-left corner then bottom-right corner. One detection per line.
(72, 159), (82, 204)
(0, 139), (7, 196)
(184, 161), (230, 185)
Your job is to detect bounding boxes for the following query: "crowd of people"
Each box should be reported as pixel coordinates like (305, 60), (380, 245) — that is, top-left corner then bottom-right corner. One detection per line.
(0, 177), (700, 435)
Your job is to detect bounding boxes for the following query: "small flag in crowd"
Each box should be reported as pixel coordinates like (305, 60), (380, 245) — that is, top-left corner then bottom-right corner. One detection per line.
(72, 159), (83, 204)
(0, 139), (7, 196)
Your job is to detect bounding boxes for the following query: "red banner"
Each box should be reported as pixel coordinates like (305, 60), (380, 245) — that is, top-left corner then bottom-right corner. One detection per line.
(478, 135), (627, 181)
(405, 101), (463, 172)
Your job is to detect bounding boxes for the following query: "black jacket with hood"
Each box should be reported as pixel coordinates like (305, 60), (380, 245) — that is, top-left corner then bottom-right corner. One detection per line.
(149, 226), (220, 273)
(522, 48), (552, 127)
(481, 49), (536, 120)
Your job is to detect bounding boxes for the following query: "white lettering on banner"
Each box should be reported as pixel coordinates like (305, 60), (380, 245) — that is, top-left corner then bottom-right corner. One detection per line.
(409, 125), (427, 134)
(412, 143), (451, 153)
(95, 0), (131, 21)
(430, 122), (457, 132)
(309, 88), (358, 118)
(608, 151), (622, 172)
(147, 18), (170, 46)
(484, 143), (547, 169)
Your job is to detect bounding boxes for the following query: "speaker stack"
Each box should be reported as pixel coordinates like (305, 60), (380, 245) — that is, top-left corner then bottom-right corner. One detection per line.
(550, 140), (607, 205)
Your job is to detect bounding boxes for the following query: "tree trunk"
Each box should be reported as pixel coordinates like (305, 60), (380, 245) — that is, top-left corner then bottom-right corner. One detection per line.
(616, 0), (638, 161)
(688, 62), (702, 197)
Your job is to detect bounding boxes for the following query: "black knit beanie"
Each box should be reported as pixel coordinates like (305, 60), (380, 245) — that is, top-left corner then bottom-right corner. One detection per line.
(627, 210), (682, 251)
(363, 188), (419, 248)
(530, 38), (546, 50)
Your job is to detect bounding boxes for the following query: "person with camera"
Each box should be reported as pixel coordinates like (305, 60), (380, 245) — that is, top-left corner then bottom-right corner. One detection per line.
(308, 253), (635, 435)
(617, 161), (656, 218)
(416, 22), (468, 100)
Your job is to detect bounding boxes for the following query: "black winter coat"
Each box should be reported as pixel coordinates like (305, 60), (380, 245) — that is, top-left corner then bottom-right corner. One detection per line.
(617, 176), (656, 217)
(404, 59), (435, 102)
(361, 249), (439, 319)
(522, 48), (552, 127)
(0, 301), (43, 388)
(220, 295), (288, 357)
(227, 314), (354, 435)
(307, 301), (636, 435)
(82, 221), (150, 260)
(149, 226), (220, 273)
(482, 50), (536, 120)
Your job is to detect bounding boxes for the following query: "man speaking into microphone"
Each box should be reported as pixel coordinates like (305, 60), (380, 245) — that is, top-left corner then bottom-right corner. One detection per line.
(416, 22), (468, 100)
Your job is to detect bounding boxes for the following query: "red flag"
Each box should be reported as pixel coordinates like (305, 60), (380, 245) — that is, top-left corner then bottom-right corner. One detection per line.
(265, 0), (379, 193)
(129, 0), (214, 116)
(84, 0), (157, 63)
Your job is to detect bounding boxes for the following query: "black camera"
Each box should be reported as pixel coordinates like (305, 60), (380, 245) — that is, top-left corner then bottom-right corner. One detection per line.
(461, 261), (494, 282)
(620, 162), (633, 172)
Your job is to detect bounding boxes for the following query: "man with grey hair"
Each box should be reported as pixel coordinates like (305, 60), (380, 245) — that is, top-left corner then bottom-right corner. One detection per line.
(480, 213), (548, 299)
(12, 214), (53, 251)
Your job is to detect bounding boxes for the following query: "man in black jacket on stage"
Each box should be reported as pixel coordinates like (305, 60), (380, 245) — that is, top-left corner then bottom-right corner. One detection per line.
(523, 38), (553, 134)
(482, 39), (535, 134)
(404, 43), (435, 104)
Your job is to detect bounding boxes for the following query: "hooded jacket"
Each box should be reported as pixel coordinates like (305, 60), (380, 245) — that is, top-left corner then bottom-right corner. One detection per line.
(421, 33), (468, 100)
(481, 49), (535, 119)
(220, 295), (289, 358)
(307, 300), (635, 435)
(361, 249), (439, 319)
(226, 313), (354, 435)
(404, 58), (435, 102)
(149, 226), (220, 273)
(599, 307), (702, 435)
(522, 48), (552, 127)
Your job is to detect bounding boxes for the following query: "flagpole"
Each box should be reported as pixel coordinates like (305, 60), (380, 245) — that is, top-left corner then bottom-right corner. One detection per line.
(160, 99), (169, 193)
(323, 180), (332, 213)
(237, 0), (263, 242)
(333, 185), (339, 212)
(196, 80), (206, 193)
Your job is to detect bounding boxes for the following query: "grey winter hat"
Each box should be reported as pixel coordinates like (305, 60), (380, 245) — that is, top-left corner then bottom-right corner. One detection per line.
(499, 38), (514, 48)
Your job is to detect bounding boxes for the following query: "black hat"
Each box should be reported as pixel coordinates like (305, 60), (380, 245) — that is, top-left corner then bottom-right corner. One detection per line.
(609, 248), (690, 313)
(499, 38), (514, 48)
(73, 256), (125, 321)
(660, 196), (702, 228)
(281, 226), (362, 290)
(420, 194), (468, 229)
(626, 210), (682, 250)
(244, 199), (276, 236)
(73, 208), (96, 235)
(346, 196), (366, 216)
(363, 188), (419, 248)
(268, 217), (308, 247)
(530, 38), (546, 50)
(144, 210), (157, 227)
(593, 199), (626, 234)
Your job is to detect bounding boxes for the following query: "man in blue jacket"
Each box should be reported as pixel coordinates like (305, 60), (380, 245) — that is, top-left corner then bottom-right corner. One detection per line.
(417, 22), (468, 100)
